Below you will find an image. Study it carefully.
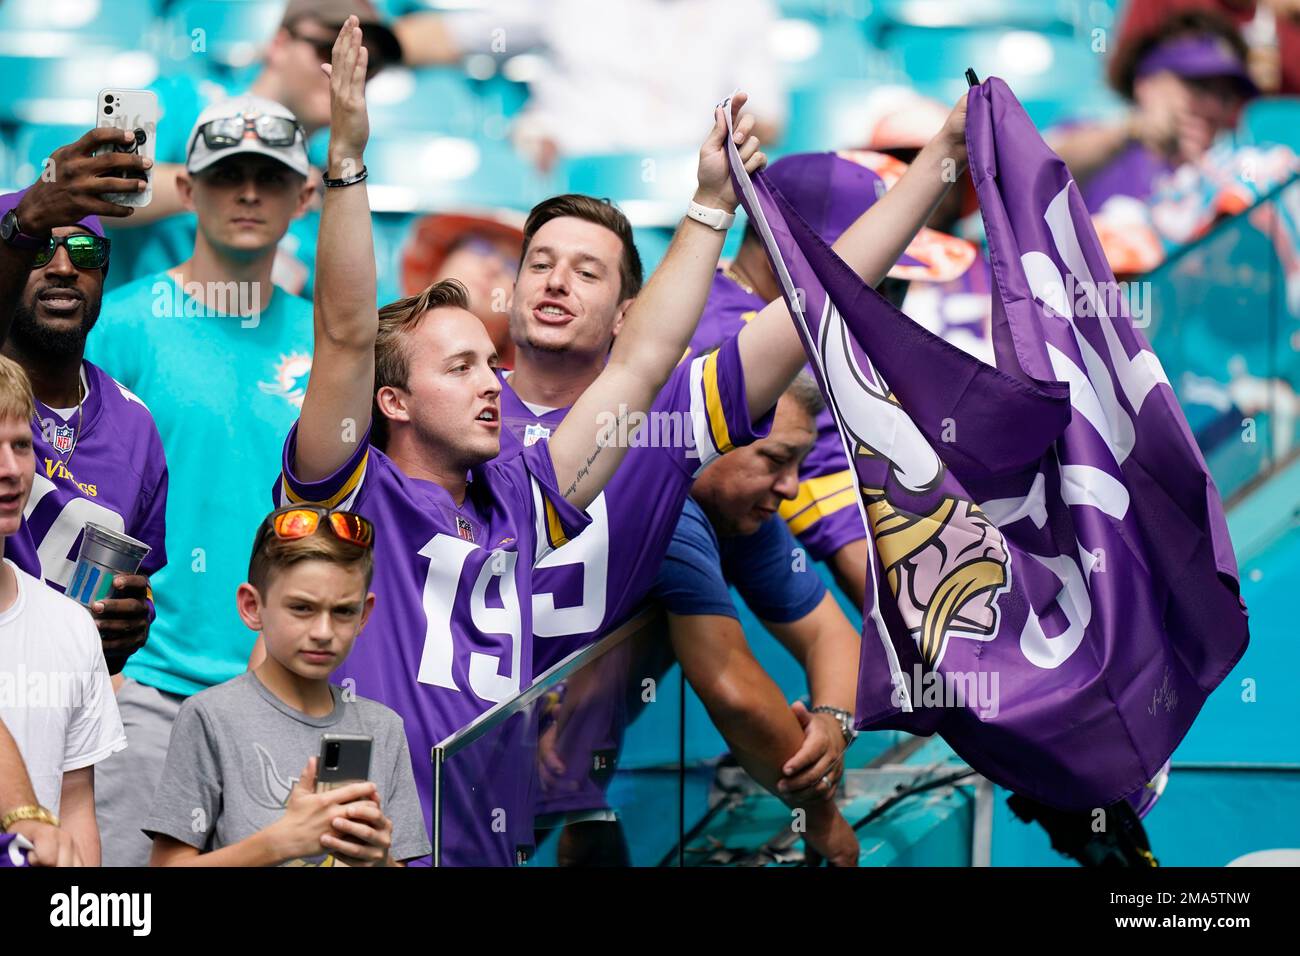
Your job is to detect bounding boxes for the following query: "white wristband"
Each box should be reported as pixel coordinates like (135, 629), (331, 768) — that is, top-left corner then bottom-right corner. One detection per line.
(686, 200), (735, 231)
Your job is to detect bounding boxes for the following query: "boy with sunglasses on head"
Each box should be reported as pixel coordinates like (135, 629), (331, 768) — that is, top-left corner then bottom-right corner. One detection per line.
(0, 145), (169, 677)
(145, 505), (429, 866)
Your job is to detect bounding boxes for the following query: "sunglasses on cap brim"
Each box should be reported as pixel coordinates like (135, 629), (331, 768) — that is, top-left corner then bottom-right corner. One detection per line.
(195, 114), (304, 153)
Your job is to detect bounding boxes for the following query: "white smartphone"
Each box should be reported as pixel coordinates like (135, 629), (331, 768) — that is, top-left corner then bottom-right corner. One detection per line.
(94, 88), (158, 208)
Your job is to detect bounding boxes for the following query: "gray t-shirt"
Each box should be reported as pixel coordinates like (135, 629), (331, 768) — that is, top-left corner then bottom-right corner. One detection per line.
(144, 672), (431, 865)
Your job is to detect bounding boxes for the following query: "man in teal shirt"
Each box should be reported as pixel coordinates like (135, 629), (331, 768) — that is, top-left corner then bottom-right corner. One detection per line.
(85, 95), (316, 866)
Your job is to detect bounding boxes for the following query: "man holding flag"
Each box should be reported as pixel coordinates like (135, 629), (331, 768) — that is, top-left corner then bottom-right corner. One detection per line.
(721, 75), (1249, 820)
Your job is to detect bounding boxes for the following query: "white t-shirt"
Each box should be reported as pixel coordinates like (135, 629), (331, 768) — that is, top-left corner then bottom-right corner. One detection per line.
(0, 559), (126, 815)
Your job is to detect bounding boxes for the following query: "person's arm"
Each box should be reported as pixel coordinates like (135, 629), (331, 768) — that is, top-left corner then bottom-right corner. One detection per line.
(760, 592), (860, 797)
(546, 96), (766, 509)
(762, 592), (858, 717)
(58, 766), (99, 866)
(293, 17), (379, 483)
(0, 127), (145, 343)
(737, 97), (971, 421)
(668, 612), (858, 866)
(0, 718), (83, 866)
(149, 759), (381, 867)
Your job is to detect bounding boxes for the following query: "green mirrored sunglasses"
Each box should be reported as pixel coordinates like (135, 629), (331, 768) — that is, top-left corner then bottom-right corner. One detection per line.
(32, 234), (110, 270)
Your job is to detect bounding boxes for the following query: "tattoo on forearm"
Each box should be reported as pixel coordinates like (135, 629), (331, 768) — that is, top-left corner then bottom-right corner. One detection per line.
(564, 406), (629, 497)
(564, 443), (605, 498)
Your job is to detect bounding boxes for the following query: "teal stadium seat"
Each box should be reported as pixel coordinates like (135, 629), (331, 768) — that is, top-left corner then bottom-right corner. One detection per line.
(881, 25), (1120, 128)
(862, 0), (1084, 40)
(363, 133), (550, 213)
(162, 0), (286, 71)
(1241, 96), (1300, 153)
(0, 0), (161, 53)
(364, 66), (487, 137)
(0, 51), (161, 126)
(560, 152), (703, 229)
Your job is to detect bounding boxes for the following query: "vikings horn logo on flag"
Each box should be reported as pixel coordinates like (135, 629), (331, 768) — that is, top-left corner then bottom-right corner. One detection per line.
(722, 79), (1249, 813)
(816, 296), (1013, 669)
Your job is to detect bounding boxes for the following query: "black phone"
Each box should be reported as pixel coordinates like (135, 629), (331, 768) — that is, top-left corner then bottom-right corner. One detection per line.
(315, 734), (372, 792)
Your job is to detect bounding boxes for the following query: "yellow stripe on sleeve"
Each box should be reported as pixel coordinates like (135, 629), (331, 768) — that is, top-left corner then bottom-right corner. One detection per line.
(703, 350), (734, 455)
(280, 450), (369, 510)
(544, 496), (569, 549)
(778, 470), (860, 535)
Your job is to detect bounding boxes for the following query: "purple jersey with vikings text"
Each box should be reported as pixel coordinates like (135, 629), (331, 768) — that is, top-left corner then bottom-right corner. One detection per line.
(689, 269), (866, 562)
(500, 333), (768, 673)
(498, 334), (770, 817)
(275, 424), (589, 866)
(6, 361), (168, 593)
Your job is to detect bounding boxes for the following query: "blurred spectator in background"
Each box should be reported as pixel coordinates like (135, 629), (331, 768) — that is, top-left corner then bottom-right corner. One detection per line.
(1051, 10), (1258, 212)
(399, 211), (525, 368)
(1112, 0), (1300, 95)
(105, 0), (400, 295)
(394, 0), (786, 170)
(85, 96), (316, 867)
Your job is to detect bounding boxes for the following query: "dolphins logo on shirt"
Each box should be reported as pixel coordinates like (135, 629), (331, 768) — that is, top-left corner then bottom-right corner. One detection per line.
(258, 352), (313, 409)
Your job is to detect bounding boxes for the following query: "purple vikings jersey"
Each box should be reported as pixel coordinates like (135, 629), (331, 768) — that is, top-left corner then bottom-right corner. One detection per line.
(500, 333), (768, 673)
(689, 269), (867, 562)
(7, 361), (168, 596)
(275, 425), (589, 866)
(498, 334), (770, 817)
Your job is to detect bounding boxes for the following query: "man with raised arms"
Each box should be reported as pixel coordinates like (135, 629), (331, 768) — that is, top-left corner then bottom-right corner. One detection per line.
(273, 17), (766, 865)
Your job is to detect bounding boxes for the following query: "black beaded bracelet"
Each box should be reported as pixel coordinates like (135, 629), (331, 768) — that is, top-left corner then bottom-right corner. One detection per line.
(323, 165), (368, 188)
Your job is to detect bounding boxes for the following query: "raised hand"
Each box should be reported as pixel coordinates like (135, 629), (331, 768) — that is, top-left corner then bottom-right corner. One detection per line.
(323, 15), (370, 178)
(697, 91), (767, 212)
(15, 127), (152, 232)
(939, 92), (970, 172)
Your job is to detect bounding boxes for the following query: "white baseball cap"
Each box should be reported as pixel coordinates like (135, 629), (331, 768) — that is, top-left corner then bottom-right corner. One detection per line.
(185, 95), (311, 178)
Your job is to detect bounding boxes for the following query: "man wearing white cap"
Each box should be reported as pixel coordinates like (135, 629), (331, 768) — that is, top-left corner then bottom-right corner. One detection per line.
(102, 0), (400, 295)
(85, 96), (317, 867)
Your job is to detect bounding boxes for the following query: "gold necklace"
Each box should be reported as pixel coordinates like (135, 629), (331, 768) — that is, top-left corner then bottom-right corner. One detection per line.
(723, 264), (757, 296)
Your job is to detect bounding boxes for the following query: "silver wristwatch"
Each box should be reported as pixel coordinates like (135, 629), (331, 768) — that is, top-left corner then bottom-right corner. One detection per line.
(811, 705), (857, 746)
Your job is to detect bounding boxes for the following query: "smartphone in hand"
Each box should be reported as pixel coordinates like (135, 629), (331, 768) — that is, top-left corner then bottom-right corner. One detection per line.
(315, 734), (373, 793)
(94, 89), (158, 208)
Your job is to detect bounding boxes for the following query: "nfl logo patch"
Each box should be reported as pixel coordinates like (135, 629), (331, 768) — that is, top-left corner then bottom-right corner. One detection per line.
(455, 515), (475, 542)
(523, 423), (551, 447)
(52, 424), (74, 454)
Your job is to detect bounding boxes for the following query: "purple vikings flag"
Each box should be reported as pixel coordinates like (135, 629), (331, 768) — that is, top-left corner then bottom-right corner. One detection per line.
(724, 80), (1249, 811)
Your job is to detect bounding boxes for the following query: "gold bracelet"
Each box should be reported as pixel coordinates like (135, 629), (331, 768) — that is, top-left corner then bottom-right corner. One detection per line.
(0, 805), (59, 832)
